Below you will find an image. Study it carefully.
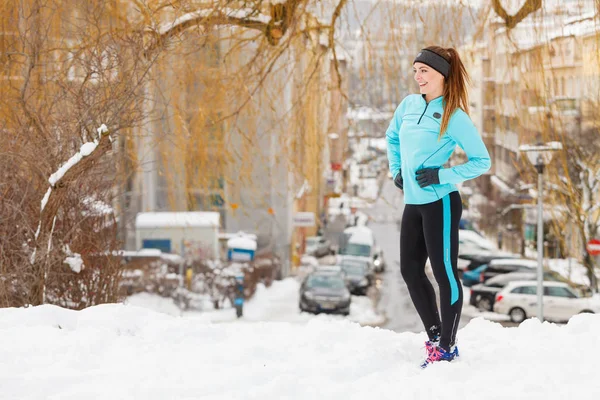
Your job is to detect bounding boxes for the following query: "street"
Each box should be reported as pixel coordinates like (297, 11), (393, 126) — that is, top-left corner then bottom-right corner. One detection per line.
(361, 179), (473, 333)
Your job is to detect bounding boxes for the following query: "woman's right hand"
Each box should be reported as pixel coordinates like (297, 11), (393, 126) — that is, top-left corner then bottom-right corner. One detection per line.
(393, 170), (403, 190)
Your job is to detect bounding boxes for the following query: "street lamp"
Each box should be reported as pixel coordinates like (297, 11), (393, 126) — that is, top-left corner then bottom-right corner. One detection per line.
(518, 141), (563, 321)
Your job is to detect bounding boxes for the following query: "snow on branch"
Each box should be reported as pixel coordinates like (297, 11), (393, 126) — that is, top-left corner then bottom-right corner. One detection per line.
(48, 141), (99, 187)
(157, 8), (270, 36)
(32, 124), (111, 265)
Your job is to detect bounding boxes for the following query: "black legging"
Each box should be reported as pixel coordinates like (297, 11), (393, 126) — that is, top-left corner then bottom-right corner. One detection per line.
(400, 191), (463, 350)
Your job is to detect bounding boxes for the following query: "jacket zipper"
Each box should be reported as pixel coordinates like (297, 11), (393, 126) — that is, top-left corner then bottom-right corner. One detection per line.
(417, 102), (429, 124)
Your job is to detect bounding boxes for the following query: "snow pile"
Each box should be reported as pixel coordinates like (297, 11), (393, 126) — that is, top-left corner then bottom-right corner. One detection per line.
(82, 196), (113, 216)
(124, 293), (182, 317)
(64, 254), (84, 273)
(547, 258), (598, 287)
(135, 211), (220, 228)
(1, 304), (599, 398)
(227, 234), (257, 251)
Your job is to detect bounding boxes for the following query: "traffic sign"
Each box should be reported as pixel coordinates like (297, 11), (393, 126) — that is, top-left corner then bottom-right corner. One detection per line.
(587, 239), (600, 256)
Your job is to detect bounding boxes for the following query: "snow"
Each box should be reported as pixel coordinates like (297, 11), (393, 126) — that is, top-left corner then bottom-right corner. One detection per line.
(459, 229), (496, 250)
(96, 123), (108, 138)
(346, 226), (374, 246)
(227, 235), (257, 251)
(185, 278), (383, 326)
(490, 258), (538, 268)
(135, 211), (220, 228)
(64, 254), (84, 273)
(490, 175), (515, 195)
(40, 187), (51, 213)
(123, 293), (182, 317)
(357, 178), (379, 200)
(49, 140), (99, 186)
(158, 8), (271, 35)
(82, 196), (113, 216)
(79, 142), (97, 156)
(295, 179), (311, 199)
(518, 141), (563, 154)
(346, 106), (393, 122)
(547, 258), (598, 287)
(2, 302), (600, 398)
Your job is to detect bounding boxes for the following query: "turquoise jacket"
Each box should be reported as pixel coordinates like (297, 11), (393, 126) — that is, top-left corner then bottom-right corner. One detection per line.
(386, 94), (491, 205)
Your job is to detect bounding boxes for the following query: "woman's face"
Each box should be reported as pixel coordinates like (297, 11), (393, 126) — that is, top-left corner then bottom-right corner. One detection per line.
(413, 62), (444, 96)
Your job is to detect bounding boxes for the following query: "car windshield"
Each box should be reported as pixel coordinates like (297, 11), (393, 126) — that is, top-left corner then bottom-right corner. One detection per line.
(342, 264), (365, 275)
(307, 274), (346, 290)
(340, 243), (371, 257)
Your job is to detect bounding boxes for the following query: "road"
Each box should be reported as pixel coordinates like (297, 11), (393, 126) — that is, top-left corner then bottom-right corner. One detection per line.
(361, 179), (473, 334)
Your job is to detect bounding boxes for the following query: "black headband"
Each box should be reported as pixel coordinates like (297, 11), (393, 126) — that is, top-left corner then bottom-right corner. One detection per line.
(413, 49), (450, 78)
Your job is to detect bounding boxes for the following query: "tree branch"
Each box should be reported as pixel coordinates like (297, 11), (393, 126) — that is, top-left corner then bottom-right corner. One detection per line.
(330, 0), (348, 98)
(145, 0), (305, 54)
(491, 0), (543, 29)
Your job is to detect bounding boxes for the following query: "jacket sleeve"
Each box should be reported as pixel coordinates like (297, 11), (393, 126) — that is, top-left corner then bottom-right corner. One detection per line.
(386, 100), (405, 180)
(438, 110), (491, 185)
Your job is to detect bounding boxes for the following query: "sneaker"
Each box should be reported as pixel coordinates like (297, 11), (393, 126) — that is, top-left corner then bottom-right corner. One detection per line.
(420, 345), (459, 369)
(424, 338), (439, 358)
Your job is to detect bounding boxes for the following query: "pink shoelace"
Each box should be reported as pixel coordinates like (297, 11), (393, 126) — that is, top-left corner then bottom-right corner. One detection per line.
(425, 346), (443, 364)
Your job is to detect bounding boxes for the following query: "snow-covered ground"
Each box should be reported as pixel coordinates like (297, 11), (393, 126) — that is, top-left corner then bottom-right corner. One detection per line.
(125, 278), (385, 327)
(2, 303), (599, 399)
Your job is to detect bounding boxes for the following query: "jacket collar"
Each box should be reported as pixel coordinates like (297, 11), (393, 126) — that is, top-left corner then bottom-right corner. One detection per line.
(421, 94), (444, 105)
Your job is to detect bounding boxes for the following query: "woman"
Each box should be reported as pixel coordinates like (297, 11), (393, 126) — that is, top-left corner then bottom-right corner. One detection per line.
(385, 46), (491, 368)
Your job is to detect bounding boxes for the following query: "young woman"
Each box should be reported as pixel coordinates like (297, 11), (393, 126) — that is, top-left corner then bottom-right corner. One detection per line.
(385, 46), (491, 367)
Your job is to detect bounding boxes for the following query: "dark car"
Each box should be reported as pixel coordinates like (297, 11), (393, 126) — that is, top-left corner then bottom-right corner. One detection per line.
(469, 270), (564, 311)
(479, 259), (538, 283)
(299, 271), (351, 315)
(340, 258), (373, 296)
(459, 253), (519, 272)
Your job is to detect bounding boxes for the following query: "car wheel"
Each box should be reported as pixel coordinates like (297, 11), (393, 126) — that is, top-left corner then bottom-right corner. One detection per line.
(476, 296), (493, 312)
(509, 307), (527, 323)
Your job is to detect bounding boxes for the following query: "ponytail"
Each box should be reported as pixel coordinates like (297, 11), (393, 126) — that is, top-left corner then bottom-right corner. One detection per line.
(423, 46), (471, 140)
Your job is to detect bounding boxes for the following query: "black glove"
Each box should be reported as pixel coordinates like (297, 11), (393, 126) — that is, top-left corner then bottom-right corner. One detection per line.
(416, 167), (440, 188)
(393, 170), (403, 190)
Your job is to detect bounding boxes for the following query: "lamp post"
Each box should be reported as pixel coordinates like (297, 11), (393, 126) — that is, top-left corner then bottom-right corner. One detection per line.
(518, 141), (562, 321)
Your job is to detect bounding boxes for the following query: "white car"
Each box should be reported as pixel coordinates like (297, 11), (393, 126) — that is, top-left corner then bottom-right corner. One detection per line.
(493, 281), (600, 323)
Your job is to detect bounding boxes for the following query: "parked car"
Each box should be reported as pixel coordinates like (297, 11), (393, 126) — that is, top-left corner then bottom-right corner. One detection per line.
(299, 271), (351, 316)
(479, 259), (538, 283)
(493, 281), (600, 323)
(305, 236), (333, 258)
(339, 226), (385, 272)
(339, 258), (372, 296)
(469, 270), (565, 311)
(458, 252), (519, 275)
(462, 264), (488, 287)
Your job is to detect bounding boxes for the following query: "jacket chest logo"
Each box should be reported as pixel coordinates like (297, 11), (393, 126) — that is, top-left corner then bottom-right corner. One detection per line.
(433, 112), (442, 119)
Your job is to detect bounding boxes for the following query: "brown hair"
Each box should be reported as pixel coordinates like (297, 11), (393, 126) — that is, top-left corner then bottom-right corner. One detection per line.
(423, 46), (471, 139)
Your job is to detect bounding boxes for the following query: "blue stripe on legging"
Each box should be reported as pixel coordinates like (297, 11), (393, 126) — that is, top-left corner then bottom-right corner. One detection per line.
(443, 195), (459, 305)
